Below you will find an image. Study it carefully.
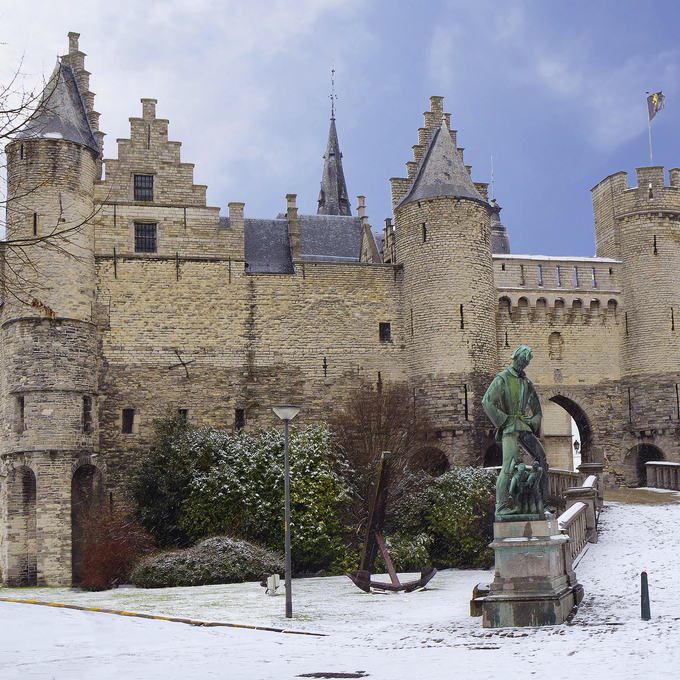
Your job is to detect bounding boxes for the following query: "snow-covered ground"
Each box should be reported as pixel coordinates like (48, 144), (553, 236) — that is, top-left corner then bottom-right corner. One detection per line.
(2, 492), (679, 680)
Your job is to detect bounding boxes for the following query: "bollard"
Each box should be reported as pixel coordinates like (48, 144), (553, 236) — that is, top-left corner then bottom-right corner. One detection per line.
(641, 571), (651, 620)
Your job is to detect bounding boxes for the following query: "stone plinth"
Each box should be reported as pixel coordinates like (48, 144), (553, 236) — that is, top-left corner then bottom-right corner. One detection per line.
(481, 519), (583, 628)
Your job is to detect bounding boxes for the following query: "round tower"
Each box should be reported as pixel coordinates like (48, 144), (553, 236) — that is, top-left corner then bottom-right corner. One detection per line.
(391, 97), (498, 465)
(1, 34), (102, 586)
(592, 165), (680, 476)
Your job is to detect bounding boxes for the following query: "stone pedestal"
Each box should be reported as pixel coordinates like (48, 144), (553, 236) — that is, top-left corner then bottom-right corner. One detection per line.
(481, 519), (583, 628)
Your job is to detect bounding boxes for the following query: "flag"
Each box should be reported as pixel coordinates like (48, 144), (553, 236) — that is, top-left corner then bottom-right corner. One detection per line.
(647, 91), (665, 121)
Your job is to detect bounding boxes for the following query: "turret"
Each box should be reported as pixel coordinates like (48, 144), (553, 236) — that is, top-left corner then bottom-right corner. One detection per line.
(592, 166), (680, 432)
(391, 96), (497, 465)
(1, 33), (102, 586)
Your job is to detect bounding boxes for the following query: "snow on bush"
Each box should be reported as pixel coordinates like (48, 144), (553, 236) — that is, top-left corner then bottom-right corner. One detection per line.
(130, 417), (347, 572)
(130, 536), (284, 588)
(426, 467), (496, 568)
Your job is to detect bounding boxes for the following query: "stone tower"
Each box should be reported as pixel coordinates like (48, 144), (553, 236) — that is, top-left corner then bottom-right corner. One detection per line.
(1, 33), (103, 586)
(592, 165), (680, 460)
(391, 96), (498, 465)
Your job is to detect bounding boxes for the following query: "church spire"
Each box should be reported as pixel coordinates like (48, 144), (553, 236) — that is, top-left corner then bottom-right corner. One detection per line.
(317, 70), (351, 216)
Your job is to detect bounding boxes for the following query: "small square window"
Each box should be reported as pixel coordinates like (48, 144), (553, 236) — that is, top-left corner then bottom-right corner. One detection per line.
(135, 223), (157, 253)
(122, 409), (135, 434)
(379, 322), (391, 342)
(134, 174), (153, 202)
(235, 408), (245, 431)
(178, 409), (188, 421)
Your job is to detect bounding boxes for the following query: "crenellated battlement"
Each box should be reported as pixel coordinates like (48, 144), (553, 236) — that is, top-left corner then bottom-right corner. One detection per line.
(592, 166), (680, 258)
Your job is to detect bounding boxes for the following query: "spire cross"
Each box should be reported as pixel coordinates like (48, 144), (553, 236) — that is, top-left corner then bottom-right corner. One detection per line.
(330, 68), (337, 119)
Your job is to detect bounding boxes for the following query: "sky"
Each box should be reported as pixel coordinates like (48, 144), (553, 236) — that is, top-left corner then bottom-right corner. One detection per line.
(2, 0), (680, 257)
(2, 496), (679, 678)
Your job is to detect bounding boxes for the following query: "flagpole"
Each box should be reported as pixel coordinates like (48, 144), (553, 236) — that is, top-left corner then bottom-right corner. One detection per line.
(647, 91), (653, 166)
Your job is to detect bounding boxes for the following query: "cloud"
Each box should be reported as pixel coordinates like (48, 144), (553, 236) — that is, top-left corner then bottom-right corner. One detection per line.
(427, 1), (680, 152)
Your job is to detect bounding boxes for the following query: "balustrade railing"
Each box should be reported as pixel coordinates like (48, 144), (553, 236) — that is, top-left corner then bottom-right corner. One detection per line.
(557, 474), (599, 561)
(548, 469), (584, 502)
(558, 501), (588, 561)
(646, 461), (680, 490)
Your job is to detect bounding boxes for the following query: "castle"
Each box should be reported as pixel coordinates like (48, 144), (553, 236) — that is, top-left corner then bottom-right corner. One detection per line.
(2, 33), (679, 586)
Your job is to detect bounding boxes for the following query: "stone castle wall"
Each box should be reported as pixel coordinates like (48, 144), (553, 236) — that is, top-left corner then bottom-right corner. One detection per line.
(95, 255), (407, 474)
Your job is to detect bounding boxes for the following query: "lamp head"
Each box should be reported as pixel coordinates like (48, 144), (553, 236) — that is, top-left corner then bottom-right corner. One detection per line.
(273, 405), (300, 422)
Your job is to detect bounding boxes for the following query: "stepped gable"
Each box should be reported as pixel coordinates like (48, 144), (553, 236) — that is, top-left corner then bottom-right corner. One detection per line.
(242, 218), (295, 274)
(317, 116), (352, 216)
(395, 121), (485, 209)
(17, 60), (99, 153)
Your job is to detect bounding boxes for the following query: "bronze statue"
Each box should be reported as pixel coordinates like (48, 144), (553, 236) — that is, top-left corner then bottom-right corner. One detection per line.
(482, 345), (549, 518)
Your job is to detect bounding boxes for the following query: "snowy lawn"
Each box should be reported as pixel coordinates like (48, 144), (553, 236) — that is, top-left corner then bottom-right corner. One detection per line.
(1, 491), (679, 679)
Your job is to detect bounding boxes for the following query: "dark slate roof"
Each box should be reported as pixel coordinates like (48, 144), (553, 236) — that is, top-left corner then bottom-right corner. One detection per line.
(490, 199), (511, 254)
(298, 214), (362, 261)
(243, 218), (294, 274)
(235, 212), (363, 274)
(395, 125), (485, 209)
(317, 117), (352, 216)
(17, 61), (99, 153)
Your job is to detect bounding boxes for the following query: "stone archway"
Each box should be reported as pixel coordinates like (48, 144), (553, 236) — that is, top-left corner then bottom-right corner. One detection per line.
(71, 463), (104, 584)
(413, 447), (450, 475)
(625, 444), (664, 487)
(546, 393), (595, 466)
(483, 442), (502, 467)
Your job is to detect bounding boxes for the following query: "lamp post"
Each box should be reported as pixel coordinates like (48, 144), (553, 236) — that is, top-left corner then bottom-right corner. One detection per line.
(273, 404), (300, 618)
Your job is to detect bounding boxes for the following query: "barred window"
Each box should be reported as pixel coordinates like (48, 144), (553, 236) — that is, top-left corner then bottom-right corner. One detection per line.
(135, 223), (157, 253)
(379, 322), (391, 342)
(134, 174), (153, 202)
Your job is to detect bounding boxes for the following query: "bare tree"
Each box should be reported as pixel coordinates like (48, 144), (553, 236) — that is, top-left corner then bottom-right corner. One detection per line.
(329, 381), (446, 542)
(0, 47), (101, 311)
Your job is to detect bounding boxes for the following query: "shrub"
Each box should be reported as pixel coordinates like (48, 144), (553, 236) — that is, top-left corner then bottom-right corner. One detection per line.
(78, 504), (156, 591)
(130, 536), (284, 588)
(128, 413), (194, 548)
(376, 532), (433, 573)
(129, 420), (347, 572)
(426, 467), (496, 568)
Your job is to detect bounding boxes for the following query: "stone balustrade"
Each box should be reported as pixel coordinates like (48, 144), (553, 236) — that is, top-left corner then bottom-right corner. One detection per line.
(557, 474), (600, 561)
(646, 461), (680, 490)
(548, 468), (584, 504)
(558, 501), (588, 562)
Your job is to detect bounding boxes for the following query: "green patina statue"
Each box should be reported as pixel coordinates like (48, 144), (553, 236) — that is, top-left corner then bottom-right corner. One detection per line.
(482, 345), (549, 519)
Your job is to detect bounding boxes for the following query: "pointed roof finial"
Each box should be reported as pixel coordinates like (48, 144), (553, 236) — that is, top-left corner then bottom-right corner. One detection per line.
(330, 67), (337, 119)
(317, 108), (351, 216)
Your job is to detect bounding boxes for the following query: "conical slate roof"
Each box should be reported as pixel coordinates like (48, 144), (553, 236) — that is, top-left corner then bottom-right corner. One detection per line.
(317, 117), (352, 216)
(395, 124), (485, 209)
(17, 60), (99, 153)
(490, 198), (511, 254)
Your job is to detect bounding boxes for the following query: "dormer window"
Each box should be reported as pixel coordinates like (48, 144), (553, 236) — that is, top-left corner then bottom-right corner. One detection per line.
(134, 174), (153, 202)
